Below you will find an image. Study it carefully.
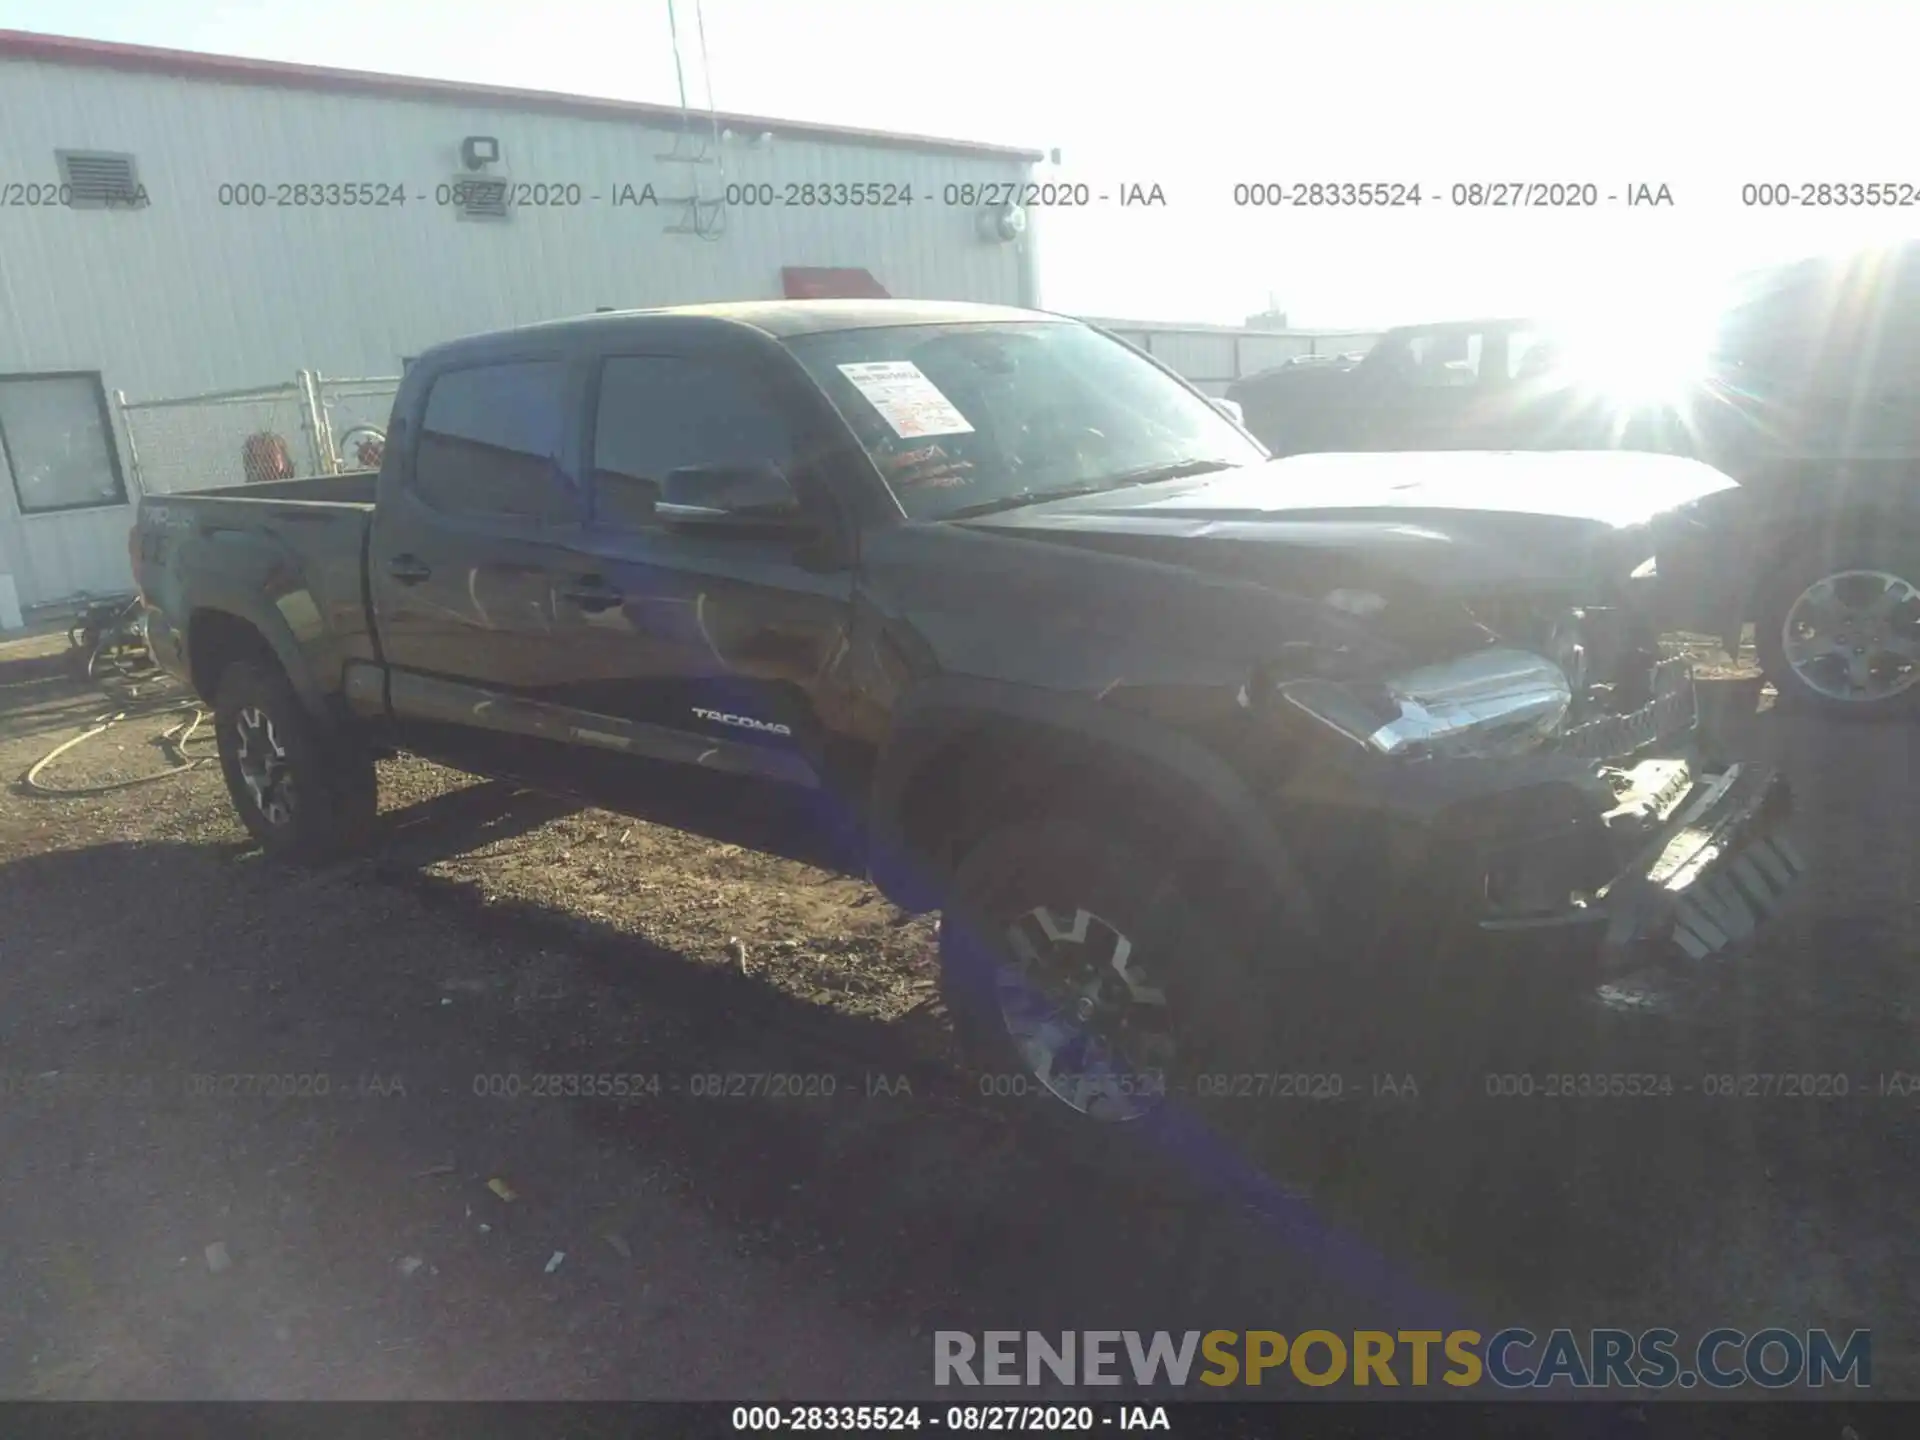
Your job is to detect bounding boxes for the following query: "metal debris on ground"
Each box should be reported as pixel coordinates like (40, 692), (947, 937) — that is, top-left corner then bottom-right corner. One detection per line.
(487, 1177), (518, 1202)
(544, 1251), (566, 1274)
(203, 1242), (231, 1274)
(729, 937), (749, 972)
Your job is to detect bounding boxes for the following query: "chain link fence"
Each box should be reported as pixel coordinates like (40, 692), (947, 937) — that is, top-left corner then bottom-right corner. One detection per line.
(116, 372), (400, 496)
(316, 376), (401, 472)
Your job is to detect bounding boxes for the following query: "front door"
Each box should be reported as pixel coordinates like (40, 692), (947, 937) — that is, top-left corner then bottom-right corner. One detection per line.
(552, 352), (857, 796)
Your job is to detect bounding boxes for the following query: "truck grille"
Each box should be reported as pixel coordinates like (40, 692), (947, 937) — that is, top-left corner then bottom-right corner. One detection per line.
(1556, 656), (1699, 762)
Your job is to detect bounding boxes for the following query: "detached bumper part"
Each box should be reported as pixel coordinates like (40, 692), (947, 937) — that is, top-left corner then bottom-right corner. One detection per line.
(1596, 762), (1802, 963)
(1466, 755), (1802, 965)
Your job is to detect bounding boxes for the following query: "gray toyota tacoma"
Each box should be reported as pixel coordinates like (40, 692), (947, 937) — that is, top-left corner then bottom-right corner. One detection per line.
(132, 300), (1802, 1132)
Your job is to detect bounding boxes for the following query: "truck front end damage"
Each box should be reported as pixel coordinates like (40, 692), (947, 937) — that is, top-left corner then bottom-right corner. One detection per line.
(1248, 619), (1802, 975)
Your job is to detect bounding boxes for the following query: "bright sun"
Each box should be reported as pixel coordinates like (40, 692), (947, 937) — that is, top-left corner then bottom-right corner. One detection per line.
(1542, 279), (1730, 410)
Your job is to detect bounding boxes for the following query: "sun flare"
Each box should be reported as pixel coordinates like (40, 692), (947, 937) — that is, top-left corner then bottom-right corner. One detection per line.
(1544, 287), (1727, 410)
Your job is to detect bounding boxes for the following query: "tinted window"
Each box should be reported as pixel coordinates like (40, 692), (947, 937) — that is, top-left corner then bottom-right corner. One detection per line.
(415, 361), (569, 521)
(1403, 331), (1485, 386)
(1505, 328), (1558, 380)
(1363, 329), (1484, 389)
(589, 357), (795, 529)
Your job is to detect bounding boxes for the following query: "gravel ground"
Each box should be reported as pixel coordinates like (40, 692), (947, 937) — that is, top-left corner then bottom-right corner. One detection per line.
(2, 626), (1917, 1399)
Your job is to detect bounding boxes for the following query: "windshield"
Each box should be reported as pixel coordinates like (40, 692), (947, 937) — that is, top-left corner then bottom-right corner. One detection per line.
(784, 320), (1265, 520)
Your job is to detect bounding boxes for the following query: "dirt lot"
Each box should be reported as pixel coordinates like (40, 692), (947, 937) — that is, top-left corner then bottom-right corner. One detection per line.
(2, 624), (1917, 1399)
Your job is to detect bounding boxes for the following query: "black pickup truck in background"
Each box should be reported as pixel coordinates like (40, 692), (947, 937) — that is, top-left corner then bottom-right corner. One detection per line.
(1229, 243), (1920, 718)
(133, 300), (1802, 1139)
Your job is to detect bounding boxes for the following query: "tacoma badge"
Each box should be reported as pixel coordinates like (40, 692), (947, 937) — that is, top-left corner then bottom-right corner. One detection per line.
(691, 707), (793, 736)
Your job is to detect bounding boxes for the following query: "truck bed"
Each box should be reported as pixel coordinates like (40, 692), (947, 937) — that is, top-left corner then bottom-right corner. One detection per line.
(134, 471), (381, 699)
(163, 469), (379, 505)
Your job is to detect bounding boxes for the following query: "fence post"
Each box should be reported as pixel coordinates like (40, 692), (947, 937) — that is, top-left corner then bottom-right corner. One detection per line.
(113, 389), (148, 497)
(297, 369), (335, 475)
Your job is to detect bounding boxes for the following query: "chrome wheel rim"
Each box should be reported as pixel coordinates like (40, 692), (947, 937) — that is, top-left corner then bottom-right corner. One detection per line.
(234, 706), (296, 826)
(993, 905), (1174, 1122)
(1781, 568), (1920, 703)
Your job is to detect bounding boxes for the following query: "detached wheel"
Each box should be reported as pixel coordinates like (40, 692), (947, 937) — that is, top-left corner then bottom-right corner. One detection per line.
(213, 659), (377, 863)
(1756, 529), (1920, 717)
(939, 816), (1281, 1174)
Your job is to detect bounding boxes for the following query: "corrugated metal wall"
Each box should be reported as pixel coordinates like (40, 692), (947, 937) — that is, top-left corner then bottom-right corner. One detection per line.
(1090, 320), (1382, 396)
(0, 56), (1035, 607)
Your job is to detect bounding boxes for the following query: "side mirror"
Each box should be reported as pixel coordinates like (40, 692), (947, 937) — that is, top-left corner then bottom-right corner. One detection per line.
(657, 461), (804, 525)
(1209, 396), (1246, 427)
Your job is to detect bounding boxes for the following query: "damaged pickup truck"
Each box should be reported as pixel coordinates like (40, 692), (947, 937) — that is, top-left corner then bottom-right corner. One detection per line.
(132, 300), (1802, 1130)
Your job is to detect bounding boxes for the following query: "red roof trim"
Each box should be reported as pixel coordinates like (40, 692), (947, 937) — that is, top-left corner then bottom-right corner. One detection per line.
(0, 29), (1045, 163)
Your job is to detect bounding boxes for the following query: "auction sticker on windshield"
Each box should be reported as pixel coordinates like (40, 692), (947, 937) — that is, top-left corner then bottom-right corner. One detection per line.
(838, 360), (976, 438)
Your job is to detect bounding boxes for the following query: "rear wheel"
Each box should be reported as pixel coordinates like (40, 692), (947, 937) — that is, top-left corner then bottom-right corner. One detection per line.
(1755, 528), (1920, 717)
(213, 659), (378, 863)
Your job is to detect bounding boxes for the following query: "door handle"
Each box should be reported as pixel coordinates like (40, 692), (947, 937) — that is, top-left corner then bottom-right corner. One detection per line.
(560, 576), (625, 613)
(387, 555), (432, 585)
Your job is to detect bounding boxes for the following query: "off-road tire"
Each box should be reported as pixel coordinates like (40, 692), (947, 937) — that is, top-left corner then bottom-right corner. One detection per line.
(213, 659), (378, 863)
(938, 814), (1298, 1196)
(1754, 525), (1920, 719)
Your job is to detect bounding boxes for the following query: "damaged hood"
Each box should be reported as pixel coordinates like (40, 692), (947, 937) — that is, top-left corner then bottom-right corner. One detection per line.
(954, 449), (1736, 592)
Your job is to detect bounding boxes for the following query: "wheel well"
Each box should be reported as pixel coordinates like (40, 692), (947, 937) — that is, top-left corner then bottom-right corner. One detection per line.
(891, 728), (1067, 887)
(885, 723), (1250, 910)
(1742, 507), (1920, 628)
(186, 609), (281, 703)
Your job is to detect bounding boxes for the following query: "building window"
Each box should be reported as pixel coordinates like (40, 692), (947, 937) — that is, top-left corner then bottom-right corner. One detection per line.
(0, 372), (129, 514)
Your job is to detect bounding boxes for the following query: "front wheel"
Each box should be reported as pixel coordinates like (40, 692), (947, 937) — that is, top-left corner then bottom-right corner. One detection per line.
(1755, 529), (1920, 717)
(938, 816), (1291, 1181)
(213, 659), (378, 863)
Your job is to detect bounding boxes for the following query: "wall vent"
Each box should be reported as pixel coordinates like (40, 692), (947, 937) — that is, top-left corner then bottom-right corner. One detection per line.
(55, 150), (145, 208)
(449, 174), (510, 221)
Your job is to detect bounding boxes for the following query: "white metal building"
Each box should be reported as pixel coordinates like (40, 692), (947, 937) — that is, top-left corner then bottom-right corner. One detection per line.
(0, 29), (1042, 615)
(1087, 317), (1381, 397)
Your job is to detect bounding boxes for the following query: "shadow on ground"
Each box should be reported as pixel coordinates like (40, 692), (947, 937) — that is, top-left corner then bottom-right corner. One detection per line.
(0, 794), (1467, 1399)
(2, 668), (1914, 1396)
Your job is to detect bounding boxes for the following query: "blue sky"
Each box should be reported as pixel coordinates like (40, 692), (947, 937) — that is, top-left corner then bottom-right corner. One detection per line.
(3, 0), (1914, 327)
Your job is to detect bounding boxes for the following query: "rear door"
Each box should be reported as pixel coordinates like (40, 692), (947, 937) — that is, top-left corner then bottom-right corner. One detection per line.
(368, 353), (591, 738)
